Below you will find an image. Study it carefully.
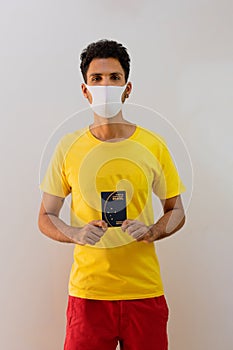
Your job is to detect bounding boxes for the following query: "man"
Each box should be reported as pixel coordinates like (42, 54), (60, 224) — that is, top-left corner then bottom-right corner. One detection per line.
(38, 39), (186, 350)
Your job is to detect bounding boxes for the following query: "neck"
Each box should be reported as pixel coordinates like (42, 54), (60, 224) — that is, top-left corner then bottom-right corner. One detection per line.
(89, 114), (136, 142)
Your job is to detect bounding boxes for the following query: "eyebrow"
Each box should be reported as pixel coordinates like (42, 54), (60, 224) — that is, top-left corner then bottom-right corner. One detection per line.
(89, 72), (123, 77)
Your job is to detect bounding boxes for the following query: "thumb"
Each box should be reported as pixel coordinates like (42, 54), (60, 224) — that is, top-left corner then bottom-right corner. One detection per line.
(121, 219), (132, 231)
(89, 220), (108, 231)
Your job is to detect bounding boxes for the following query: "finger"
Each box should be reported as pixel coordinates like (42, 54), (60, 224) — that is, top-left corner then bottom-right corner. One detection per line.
(85, 236), (99, 245)
(89, 220), (104, 226)
(121, 219), (134, 231)
(89, 220), (108, 231)
(100, 221), (108, 230)
(125, 222), (142, 235)
(89, 227), (106, 238)
(129, 227), (147, 239)
(85, 230), (104, 245)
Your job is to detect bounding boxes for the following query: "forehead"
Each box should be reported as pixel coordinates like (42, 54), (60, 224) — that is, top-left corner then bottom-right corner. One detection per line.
(87, 57), (124, 76)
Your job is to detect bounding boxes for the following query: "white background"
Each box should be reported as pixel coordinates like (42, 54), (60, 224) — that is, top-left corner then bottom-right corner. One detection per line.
(1, 1), (233, 349)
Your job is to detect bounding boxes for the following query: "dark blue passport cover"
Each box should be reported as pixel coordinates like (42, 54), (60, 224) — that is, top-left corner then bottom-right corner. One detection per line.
(101, 191), (127, 227)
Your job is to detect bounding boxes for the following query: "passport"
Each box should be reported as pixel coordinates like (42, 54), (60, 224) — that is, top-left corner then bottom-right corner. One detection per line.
(101, 191), (127, 227)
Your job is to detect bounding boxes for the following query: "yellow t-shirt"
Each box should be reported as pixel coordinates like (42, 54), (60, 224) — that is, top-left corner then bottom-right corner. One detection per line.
(40, 125), (185, 300)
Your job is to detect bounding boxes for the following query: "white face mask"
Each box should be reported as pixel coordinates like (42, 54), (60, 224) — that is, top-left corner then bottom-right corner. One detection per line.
(86, 85), (127, 118)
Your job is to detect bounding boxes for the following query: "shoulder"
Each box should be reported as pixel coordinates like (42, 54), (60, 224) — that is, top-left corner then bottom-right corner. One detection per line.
(56, 127), (88, 154)
(136, 125), (168, 150)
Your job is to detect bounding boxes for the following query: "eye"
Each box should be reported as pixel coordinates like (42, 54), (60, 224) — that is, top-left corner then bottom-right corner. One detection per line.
(91, 76), (101, 82)
(111, 74), (121, 80)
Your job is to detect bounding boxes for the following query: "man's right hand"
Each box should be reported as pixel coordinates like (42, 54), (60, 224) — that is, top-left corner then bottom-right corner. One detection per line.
(67, 220), (108, 246)
(38, 193), (108, 245)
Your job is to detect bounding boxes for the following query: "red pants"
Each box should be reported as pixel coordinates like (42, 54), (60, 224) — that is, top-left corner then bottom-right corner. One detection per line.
(64, 295), (169, 350)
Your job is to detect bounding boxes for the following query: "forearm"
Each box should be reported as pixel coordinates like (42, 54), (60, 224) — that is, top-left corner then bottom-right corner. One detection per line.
(38, 213), (77, 243)
(150, 208), (185, 241)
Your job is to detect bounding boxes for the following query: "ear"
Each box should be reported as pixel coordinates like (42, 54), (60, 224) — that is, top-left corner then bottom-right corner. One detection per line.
(125, 82), (132, 97)
(122, 82), (132, 102)
(81, 83), (88, 98)
(81, 83), (92, 103)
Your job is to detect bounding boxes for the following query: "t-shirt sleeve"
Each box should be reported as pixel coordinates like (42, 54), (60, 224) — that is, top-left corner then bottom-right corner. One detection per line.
(40, 137), (71, 198)
(152, 142), (186, 199)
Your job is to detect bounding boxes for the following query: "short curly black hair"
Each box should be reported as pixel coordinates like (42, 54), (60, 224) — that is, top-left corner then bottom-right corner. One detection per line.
(80, 39), (130, 83)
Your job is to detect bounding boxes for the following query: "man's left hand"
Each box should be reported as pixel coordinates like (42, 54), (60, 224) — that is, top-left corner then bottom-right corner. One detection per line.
(121, 220), (155, 243)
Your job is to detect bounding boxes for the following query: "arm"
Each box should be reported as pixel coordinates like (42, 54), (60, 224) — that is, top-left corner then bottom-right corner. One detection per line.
(38, 192), (107, 245)
(121, 195), (185, 243)
(149, 195), (186, 241)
